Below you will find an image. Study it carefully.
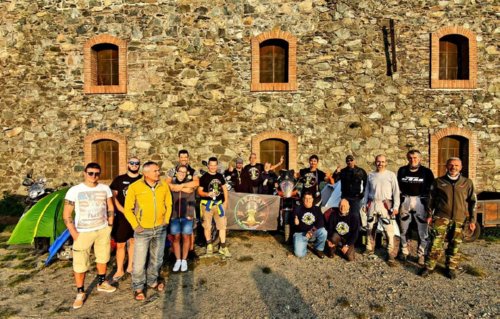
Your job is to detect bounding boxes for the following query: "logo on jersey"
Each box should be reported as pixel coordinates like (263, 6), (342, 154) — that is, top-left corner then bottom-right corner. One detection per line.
(301, 212), (316, 225)
(209, 179), (223, 197)
(249, 167), (260, 180)
(336, 222), (349, 235)
(304, 173), (317, 188)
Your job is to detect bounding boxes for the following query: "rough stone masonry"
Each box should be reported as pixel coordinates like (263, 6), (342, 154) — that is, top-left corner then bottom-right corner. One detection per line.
(0, 0), (498, 194)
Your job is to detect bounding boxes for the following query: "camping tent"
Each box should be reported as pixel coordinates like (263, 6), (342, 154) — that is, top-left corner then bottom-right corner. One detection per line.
(7, 187), (69, 245)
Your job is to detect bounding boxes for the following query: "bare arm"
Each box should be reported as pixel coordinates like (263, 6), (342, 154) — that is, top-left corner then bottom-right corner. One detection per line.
(270, 156), (285, 171)
(63, 200), (78, 240)
(112, 190), (124, 213)
(107, 196), (114, 226)
(222, 184), (229, 209)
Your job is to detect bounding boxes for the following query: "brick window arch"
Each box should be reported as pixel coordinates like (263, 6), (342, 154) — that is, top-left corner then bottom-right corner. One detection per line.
(431, 26), (477, 89)
(84, 132), (127, 183)
(84, 34), (127, 94)
(252, 131), (298, 171)
(251, 30), (297, 92)
(430, 127), (477, 181)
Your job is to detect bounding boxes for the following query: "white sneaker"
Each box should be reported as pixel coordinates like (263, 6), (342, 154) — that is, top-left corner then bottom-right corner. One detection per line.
(173, 259), (182, 272)
(180, 260), (188, 272)
(72, 292), (86, 309)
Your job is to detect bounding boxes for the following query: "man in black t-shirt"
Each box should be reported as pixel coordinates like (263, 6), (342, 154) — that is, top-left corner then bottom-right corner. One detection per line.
(109, 157), (142, 281)
(298, 155), (334, 206)
(293, 192), (327, 258)
(333, 155), (367, 225)
(198, 157), (230, 257)
(325, 199), (359, 261)
(243, 153), (284, 194)
(397, 149), (435, 265)
(258, 162), (278, 195)
(224, 157), (250, 193)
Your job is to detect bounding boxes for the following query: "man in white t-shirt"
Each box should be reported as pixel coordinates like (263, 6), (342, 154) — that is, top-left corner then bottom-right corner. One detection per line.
(63, 162), (116, 309)
(362, 154), (400, 267)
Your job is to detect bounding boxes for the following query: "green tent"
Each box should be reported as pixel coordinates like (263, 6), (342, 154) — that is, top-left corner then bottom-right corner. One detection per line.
(7, 187), (69, 245)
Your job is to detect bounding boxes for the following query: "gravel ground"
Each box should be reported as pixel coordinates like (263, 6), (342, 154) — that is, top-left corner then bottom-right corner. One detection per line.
(0, 230), (498, 319)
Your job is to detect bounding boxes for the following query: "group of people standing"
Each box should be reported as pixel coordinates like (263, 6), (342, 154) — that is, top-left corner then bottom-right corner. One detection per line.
(61, 149), (476, 309)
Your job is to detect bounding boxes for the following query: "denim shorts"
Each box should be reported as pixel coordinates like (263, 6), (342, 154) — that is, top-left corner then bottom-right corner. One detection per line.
(170, 218), (193, 235)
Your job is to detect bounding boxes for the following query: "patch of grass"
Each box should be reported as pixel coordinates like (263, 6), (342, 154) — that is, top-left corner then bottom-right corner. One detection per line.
(243, 243), (253, 248)
(0, 224), (17, 233)
(12, 259), (37, 270)
(262, 266), (272, 274)
(8, 273), (33, 287)
(337, 296), (350, 308)
(355, 313), (368, 319)
(237, 255), (253, 262)
(198, 278), (207, 286)
(463, 264), (487, 277)
(0, 254), (17, 261)
(0, 306), (20, 318)
(0, 235), (10, 242)
(369, 303), (385, 313)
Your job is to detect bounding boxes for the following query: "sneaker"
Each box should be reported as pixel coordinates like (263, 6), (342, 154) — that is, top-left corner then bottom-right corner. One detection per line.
(180, 260), (188, 272)
(445, 268), (457, 280)
(97, 281), (116, 293)
(397, 253), (407, 262)
(218, 247), (232, 258)
(417, 255), (425, 266)
(313, 249), (325, 259)
(206, 243), (213, 255)
(72, 292), (86, 309)
(387, 255), (397, 267)
(173, 259), (182, 272)
(418, 268), (433, 278)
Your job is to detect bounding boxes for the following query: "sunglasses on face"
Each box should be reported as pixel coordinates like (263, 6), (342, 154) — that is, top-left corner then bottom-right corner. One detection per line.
(129, 161), (140, 166)
(346, 159), (353, 163)
(86, 171), (101, 177)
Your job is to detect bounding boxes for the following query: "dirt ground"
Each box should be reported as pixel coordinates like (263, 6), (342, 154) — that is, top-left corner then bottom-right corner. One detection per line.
(0, 230), (498, 319)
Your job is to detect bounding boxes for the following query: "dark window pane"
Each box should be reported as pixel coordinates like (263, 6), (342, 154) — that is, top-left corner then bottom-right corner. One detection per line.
(93, 43), (119, 86)
(259, 39), (289, 83)
(260, 139), (289, 171)
(439, 35), (469, 80)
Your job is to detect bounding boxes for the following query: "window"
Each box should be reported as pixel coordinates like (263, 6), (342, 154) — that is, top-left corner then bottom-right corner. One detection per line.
(251, 131), (298, 171)
(260, 139), (289, 171)
(92, 140), (119, 181)
(439, 35), (469, 80)
(429, 127), (477, 182)
(94, 44), (119, 85)
(84, 34), (127, 94)
(260, 40), (288, 83)
(438, 136), (469, 177)
(431, 26), (477, 89)
(251, 30), (297, 92)
(84, 132), (128, 183)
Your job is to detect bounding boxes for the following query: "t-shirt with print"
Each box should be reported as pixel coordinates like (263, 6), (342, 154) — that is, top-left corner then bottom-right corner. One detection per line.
(65, 183), (113, 233)
(293, 205), (324, 233)
(109, 174), (143, 206)
(243, 163), (264, 187)
(167, 164), (199, 183)
(199, 172), (226, 202)
(299, 168), (326, 198)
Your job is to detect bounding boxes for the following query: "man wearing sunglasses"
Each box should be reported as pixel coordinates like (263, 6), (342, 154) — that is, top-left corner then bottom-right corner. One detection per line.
(109, 157), (142, 281)
(63, 162), (116, 309)
(362, 155), (400, 267)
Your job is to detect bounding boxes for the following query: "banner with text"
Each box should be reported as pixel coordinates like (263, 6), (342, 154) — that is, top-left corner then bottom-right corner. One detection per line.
(226, 192), (280, 231)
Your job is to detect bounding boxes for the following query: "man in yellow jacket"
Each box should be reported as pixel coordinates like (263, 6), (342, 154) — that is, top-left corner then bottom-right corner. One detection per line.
(124, 161), (172, 301)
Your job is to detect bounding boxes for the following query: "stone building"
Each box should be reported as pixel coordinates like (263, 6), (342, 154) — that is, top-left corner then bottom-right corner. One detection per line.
(1, 0), (498, 195)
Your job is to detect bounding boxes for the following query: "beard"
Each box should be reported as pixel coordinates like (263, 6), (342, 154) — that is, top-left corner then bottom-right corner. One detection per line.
(128, 168), (140, 174)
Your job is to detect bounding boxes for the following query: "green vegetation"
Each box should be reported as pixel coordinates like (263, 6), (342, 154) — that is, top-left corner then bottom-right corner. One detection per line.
(463, 264), (487, 277)
(0, 306), (20, 319)
(0, 192), (25, 217)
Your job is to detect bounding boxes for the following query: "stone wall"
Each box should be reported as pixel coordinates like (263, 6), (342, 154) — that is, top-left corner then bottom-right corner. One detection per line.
(0, 0), (498, 194)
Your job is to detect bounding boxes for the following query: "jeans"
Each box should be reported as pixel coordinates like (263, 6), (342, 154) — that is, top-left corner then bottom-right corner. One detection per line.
(293, 227), (327, 258)
(170, 218), (194, 235)
(132, 225), (167, 291)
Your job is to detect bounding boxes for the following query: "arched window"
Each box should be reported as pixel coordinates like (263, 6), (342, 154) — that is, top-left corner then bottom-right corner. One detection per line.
(84, 132), (128, 183)
(260, 139), (289, 171)
(251, 30), (297, 92)
(260, 40), (288, 84)
(431, 26), (477, 89)
(429, 127), (477, 182)
(92, 139), (119, 181)
(84, 34), (127, 94)
(438, 136), (469, 177)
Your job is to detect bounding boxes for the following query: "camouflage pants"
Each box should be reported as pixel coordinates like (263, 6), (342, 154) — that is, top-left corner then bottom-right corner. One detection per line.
(426, 217), (463, 270)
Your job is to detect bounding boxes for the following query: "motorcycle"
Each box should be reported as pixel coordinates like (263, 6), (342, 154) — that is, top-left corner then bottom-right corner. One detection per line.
(22, 170), (55, 213)
(276, 169), (300, 243)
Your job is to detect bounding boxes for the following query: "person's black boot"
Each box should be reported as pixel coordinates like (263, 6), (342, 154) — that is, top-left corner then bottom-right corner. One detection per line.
(445, 268), (457, 280)
(418, 267), (433, 278)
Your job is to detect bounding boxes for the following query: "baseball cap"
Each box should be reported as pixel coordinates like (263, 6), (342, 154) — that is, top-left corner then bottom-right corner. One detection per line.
(236, 158), (243, 164)
(346, 155), (355, 161)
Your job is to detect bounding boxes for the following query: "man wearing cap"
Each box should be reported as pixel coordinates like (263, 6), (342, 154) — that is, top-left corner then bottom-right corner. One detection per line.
(333, 155), (368, 224)
(225, 157), (250, 193)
